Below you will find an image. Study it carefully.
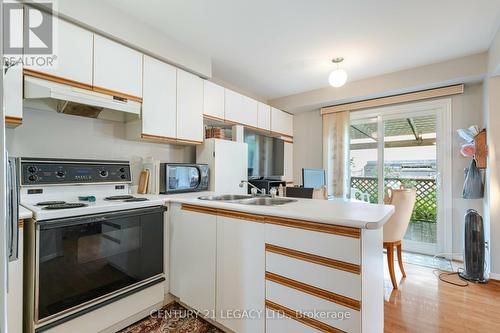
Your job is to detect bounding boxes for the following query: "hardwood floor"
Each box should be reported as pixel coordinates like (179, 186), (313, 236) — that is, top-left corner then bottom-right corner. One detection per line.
(384, 261), (500, 332)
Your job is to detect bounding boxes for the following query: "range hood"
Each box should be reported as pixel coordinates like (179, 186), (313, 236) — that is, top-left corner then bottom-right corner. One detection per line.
(23, 76), (141, 121)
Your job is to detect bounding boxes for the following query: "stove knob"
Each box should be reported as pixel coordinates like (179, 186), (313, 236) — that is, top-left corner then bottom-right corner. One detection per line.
(56, 170), (66, 178)
(120, 174), (127, 180)
(99, 170), (109, 177)
(28, 166), (37, 173)
(119, 167), (126, 173)
(28, 175), (37, 182)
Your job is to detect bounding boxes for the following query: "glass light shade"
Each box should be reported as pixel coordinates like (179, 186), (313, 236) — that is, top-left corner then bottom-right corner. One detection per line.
(328, 68), (348, 87)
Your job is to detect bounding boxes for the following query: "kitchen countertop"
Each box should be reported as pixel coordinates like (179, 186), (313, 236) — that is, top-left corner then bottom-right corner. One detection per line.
(145, 192), (394, 230)
(19, 205), (33, 219)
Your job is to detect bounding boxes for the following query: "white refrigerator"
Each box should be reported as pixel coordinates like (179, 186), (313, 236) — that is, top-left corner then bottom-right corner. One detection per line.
(196, 139), (248, 194)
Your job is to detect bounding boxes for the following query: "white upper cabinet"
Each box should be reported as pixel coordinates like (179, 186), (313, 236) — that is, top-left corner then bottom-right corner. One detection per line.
(241, 95), (258, 127)
(257, 102), (271, 131)
(271, 107), (293, 137)
(224, 88), (243, 124)
(203, 80), (225, 120)
(93, 35), (143, 98)
(177, 69), (204, 142)
(224, 89), (258, 127)
(141, 56), (177, 139)
(32, 18), (93, 85)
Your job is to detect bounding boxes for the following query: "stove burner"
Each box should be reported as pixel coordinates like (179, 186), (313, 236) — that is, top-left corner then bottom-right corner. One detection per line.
(43, 203), (88, 210)
(36, 201), (66, 206)
(124, 197), (149, 202)
(105, 195), (135, 201)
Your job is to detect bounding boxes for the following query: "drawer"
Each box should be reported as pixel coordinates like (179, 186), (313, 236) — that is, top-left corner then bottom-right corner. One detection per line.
(265, 224), (360, 264)
(266, 251), (361, 300)
(266, 280), (361, 333)
(266, 309), (322, 333)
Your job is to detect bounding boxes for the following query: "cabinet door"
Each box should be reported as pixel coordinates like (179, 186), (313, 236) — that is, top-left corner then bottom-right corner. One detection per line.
(93, 35), (143, 98)
(241, 95), (258, 127)
(142, 56), (176, 139)
(224, 88), (243, 124)
(283, 142), (294, 183)
(169, 204), (216, 314)
(203, 80), (225, 120)
(31, 18), (93, 85)
(271, 107), (293, 137)
(257, 102), (271, 130)
(177, 69), (204, 142)
(217, 216), (265, 333)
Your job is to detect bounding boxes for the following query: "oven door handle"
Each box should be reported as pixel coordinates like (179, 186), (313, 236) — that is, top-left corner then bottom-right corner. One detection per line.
(38, 206), (166, 230)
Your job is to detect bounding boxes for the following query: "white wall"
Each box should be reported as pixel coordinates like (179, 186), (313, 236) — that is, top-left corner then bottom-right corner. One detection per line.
(6, 108), (195, 185)
(483, 76), (500, 278)
(36, 0), (212, 78)
(293, 83), (484, 256)
(271, 53), (487, 113)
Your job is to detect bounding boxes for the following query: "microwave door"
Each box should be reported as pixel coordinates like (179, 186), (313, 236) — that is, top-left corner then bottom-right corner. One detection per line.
(167, 165), (200, 192)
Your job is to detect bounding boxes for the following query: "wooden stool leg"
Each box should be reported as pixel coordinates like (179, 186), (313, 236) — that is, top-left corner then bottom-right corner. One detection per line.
(386, 244), (398, 289)
(396, 243), (406, 278)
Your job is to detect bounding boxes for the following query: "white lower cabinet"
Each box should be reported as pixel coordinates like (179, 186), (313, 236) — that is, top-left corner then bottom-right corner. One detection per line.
(266, 309), (321, 333)
(169, 204), (217, 314)
(216, 216), (265, 333)
(169, 205), (380, 333)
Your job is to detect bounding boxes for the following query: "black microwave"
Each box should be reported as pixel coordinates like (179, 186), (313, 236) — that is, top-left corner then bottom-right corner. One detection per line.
(159, 163), (209, 194)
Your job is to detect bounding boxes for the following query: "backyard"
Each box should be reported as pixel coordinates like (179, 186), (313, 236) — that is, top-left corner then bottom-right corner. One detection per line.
(351, 176), (437, 243)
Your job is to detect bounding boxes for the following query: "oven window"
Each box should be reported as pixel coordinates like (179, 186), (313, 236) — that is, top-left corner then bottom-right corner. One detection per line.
(37, 208), (164, 320)
(168, 166), (200, 190)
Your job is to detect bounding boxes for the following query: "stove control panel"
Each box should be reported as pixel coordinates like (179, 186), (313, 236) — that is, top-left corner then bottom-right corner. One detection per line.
(20, 158), (131, 185)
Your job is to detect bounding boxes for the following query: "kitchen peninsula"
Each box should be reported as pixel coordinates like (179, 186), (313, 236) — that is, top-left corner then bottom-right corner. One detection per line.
(164, 193), (394, 333)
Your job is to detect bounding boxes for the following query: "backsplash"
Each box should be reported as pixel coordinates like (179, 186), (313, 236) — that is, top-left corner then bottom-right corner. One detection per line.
(6, 108), (196, 184)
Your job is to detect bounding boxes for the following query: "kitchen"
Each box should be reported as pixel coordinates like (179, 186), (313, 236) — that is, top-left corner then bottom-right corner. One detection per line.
(3, 1), (500, 333)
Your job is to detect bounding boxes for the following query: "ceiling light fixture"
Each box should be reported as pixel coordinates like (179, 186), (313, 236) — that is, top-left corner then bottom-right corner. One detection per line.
(328, 57), (347, 88)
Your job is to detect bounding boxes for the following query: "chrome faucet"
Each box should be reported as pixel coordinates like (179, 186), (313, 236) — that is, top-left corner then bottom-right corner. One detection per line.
(239, 180), (266, 196)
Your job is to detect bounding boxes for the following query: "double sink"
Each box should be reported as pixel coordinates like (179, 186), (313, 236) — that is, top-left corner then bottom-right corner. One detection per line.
(198, 194), (296, 206)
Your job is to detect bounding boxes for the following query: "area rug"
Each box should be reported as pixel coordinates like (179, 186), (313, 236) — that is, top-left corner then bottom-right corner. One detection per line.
(120, 302), (223, 333)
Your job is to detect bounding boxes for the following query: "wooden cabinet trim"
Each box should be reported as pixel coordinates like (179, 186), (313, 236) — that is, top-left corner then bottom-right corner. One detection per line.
(217, 208), (266, 223)
(181, 204), (219, 215)
(270, 130), (293, 139)
(178, 204), (360, 237)
(265, 216), (360, 238)
(23, 69), (93, 91)
(265, 244), (360, 275)
(266, 271), (361, 311)
(141, 134), (203, 145)
(19, 219), (24, 229)
(92, 86), (142, 103)
(203, 114), (225, 122)
(265, 299), (346, 333)
(5, 116), (22, 126)
(23, 69), (142, 102)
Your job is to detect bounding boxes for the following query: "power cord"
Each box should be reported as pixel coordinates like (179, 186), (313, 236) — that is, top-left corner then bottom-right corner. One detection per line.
(431, 253), (469, 287)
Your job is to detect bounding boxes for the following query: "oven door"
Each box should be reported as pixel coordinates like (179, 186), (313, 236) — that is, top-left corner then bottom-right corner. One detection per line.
(35, 206), (165, 323)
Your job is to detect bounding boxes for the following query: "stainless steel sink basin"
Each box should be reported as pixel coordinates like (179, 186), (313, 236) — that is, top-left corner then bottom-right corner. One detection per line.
(198, 194), (253, 201)
(237, 197), (297, 206)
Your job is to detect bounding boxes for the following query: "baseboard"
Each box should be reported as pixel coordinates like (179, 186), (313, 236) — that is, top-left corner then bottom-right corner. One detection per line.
(489, 272), (500, 281)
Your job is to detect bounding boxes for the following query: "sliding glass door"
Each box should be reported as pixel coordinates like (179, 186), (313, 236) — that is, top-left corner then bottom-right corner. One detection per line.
(350, 100), (452, 255)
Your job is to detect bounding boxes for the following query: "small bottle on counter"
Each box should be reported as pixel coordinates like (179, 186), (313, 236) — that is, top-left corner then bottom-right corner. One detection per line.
(278, 184), (284, 197)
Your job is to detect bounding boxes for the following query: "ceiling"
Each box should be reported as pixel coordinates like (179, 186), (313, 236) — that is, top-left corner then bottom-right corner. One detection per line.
(102, 0), (500, 100)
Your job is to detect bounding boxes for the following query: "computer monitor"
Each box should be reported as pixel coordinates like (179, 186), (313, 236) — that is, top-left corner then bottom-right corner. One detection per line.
(302, 168), (326, 189)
